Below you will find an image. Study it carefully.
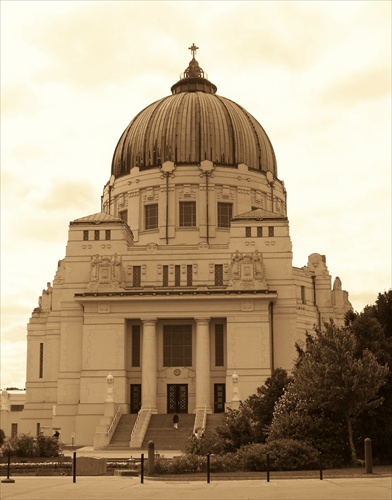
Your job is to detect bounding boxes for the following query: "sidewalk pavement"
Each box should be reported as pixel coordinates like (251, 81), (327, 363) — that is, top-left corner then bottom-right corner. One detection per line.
(1, 475), (391, 500)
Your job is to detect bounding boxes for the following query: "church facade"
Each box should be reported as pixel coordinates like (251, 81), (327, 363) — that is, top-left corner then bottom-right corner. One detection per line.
(19, 46), (351, 446)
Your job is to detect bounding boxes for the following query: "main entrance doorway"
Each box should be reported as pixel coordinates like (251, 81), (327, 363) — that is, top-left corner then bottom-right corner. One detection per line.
(167, 384), (188, 413)
(214, 383), (225, 413)
(130, 384), (141, 414)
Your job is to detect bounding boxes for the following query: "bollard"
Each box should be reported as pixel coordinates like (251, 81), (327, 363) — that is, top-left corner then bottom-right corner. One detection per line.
(1, 453), (15, 483)
(148, 440), (155, 475)
(266, 452), (270, 482)
(319, 452), (323, 480)
(141, 453), (144, 483)
(207, 453), (210, 483)
(364, 438), (373, 474)
(73, 452), (76, 483)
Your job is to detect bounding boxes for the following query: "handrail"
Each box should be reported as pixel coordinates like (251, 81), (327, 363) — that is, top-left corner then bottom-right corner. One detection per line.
(106, 404), (122, 439)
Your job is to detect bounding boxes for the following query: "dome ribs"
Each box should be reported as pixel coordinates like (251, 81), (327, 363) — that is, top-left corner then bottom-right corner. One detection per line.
(111, 86), (277, 177)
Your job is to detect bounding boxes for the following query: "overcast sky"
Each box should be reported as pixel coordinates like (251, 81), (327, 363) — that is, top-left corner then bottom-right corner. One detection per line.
(1, 0), (391, 389)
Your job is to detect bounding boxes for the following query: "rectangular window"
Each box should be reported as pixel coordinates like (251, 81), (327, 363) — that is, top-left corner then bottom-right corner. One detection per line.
(119, 210), (128, 224)
(163, 265), (169, 287)
(132, 325), (141, 367)
(11, 423), (17, 438)
(36, 423), (41, 437)
(257, 227), (263, 237)
(83, 230), (89, 240)
(10, 405), (24, 412)
(175, 265), (181, 286)
(94, 230), (100, 240)
(179, 201), (196, 227)
(268, 226), (274, 237)
(145, 204), (158, 230)
(215, 264), (223, 286)
(163, 325), (192, 367)
(215, 324), (224, 366)
(301, 285), (306, 304)
(245, 227), (251, 237)
(105, 230), (111, 240)
(187, 265), (193, 286)
(133, 266), (141, 287)
(39, 343), (44, 378)
(217, 202), (232, 228)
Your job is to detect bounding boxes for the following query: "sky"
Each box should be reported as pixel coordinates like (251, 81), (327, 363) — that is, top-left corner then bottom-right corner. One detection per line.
(1, 0), (391, 390)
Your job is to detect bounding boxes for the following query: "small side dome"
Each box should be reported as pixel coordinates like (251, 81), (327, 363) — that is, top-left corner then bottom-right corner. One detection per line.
(111, 45), (277, 178)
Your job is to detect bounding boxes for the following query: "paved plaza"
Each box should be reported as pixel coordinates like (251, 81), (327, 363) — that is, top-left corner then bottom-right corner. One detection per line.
(1, 476), (391, 500)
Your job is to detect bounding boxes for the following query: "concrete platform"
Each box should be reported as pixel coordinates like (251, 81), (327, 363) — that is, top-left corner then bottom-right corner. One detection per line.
(62, 446), (181, 459)
(1, 475), (391, 500)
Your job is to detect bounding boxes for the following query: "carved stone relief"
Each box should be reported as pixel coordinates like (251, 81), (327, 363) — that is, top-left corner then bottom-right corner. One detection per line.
(229, 249), (268, 290)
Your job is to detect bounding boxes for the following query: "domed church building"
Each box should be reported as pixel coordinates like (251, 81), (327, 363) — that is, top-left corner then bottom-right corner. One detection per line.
(20, 45), (351, 447)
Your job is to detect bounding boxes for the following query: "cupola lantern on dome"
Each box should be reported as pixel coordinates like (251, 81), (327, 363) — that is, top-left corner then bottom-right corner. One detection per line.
(111, 45), (277, 177)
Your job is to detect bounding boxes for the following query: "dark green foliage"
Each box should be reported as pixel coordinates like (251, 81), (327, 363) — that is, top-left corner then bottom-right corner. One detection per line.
(0, 429), (5, 447)
(183, 430), (225, 455)
(36, 434), (60, 457)
(0, 433), (60, 458)
(273, 320), (389, 466)
(215, 369), (291, 452)
(8, 434), (36, 457)
(346, 291), (392, 462)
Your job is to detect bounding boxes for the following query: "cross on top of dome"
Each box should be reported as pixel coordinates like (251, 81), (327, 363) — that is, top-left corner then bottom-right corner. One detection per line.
(183, 43), (205, 79)
(189, 43), (199, 58)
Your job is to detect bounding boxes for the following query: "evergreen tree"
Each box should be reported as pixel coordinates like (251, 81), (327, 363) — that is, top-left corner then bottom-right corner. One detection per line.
(272, 320), (388, 465)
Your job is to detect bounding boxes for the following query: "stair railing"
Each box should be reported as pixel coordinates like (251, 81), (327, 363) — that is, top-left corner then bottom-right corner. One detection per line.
(130, 406), (152, 448)
(193, 406), (207, 435)
(107, 404), (122, 440)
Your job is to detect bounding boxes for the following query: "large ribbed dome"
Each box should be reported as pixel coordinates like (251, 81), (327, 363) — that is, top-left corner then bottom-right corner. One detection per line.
(111, 47), (277, 178)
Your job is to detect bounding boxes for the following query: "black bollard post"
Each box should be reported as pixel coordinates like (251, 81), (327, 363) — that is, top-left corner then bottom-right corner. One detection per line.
(207, 453), (210, 483)
(266, 452), (270, 482)
(148, 440), (155, 476)
(319, 452), (323, 480)
(1, 452), (15, 483)
(73, 452), (76, 483)
(365, 438), (373, 474)
(141, 453), (144, 483)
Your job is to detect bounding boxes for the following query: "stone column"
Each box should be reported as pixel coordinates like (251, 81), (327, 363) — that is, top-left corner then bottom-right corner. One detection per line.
(141, 319), (157, 412)
(195, 317), (211, 411)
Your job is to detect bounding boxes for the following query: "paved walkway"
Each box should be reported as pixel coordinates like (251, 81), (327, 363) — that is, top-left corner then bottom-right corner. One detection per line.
(1, 476), (391, 500)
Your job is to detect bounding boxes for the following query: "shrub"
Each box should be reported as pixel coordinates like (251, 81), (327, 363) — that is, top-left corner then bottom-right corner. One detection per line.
(155, 454), (204, 474)
(183, 431), (225, 456)
(0, 429), (5, 447)
(209, 452), (239, 472)
(10, 434), (36, 458)
(264, 439), (319, 470)
(235, 443), (267, 471)
(36, 435), (60, 457)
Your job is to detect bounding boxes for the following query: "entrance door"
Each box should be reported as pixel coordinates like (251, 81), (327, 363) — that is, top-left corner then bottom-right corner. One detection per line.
(130, 384), (141, 414)
(214, 383), (225, 413)
(167, 384), (188, 413)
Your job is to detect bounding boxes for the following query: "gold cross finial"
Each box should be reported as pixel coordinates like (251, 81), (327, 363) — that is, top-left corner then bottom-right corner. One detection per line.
(189, 43), (199, 59)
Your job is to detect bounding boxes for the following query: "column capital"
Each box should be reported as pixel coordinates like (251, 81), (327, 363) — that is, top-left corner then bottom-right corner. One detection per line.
(140, 318), (157, 325)
(194, 317), (210, 325)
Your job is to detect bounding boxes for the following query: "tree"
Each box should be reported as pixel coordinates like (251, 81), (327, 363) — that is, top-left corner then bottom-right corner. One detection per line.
(215, 369), (291, 451)
(287, 321), (388, 465)
(246, 368), (291, 442)
(346, 292), (392, 461)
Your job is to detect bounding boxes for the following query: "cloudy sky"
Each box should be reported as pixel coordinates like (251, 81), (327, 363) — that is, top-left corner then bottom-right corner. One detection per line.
(1, 0), (391, 389)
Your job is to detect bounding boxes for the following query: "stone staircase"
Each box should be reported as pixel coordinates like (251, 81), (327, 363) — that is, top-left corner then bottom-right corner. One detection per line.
(141, 414), (195, 451)
(205, 413), (225, 432)
(107, 414), (138, 449)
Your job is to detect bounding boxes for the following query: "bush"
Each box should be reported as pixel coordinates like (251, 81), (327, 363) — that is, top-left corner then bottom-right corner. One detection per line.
(36, 435), (60, 457)
(0, 430), (5, 447)
(264, 439), (319, 470)
(10, 434), (36, 458)
(0, 434), (60, 458)
(183, 431), (225, 456)
(155, 454), (204, 474)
